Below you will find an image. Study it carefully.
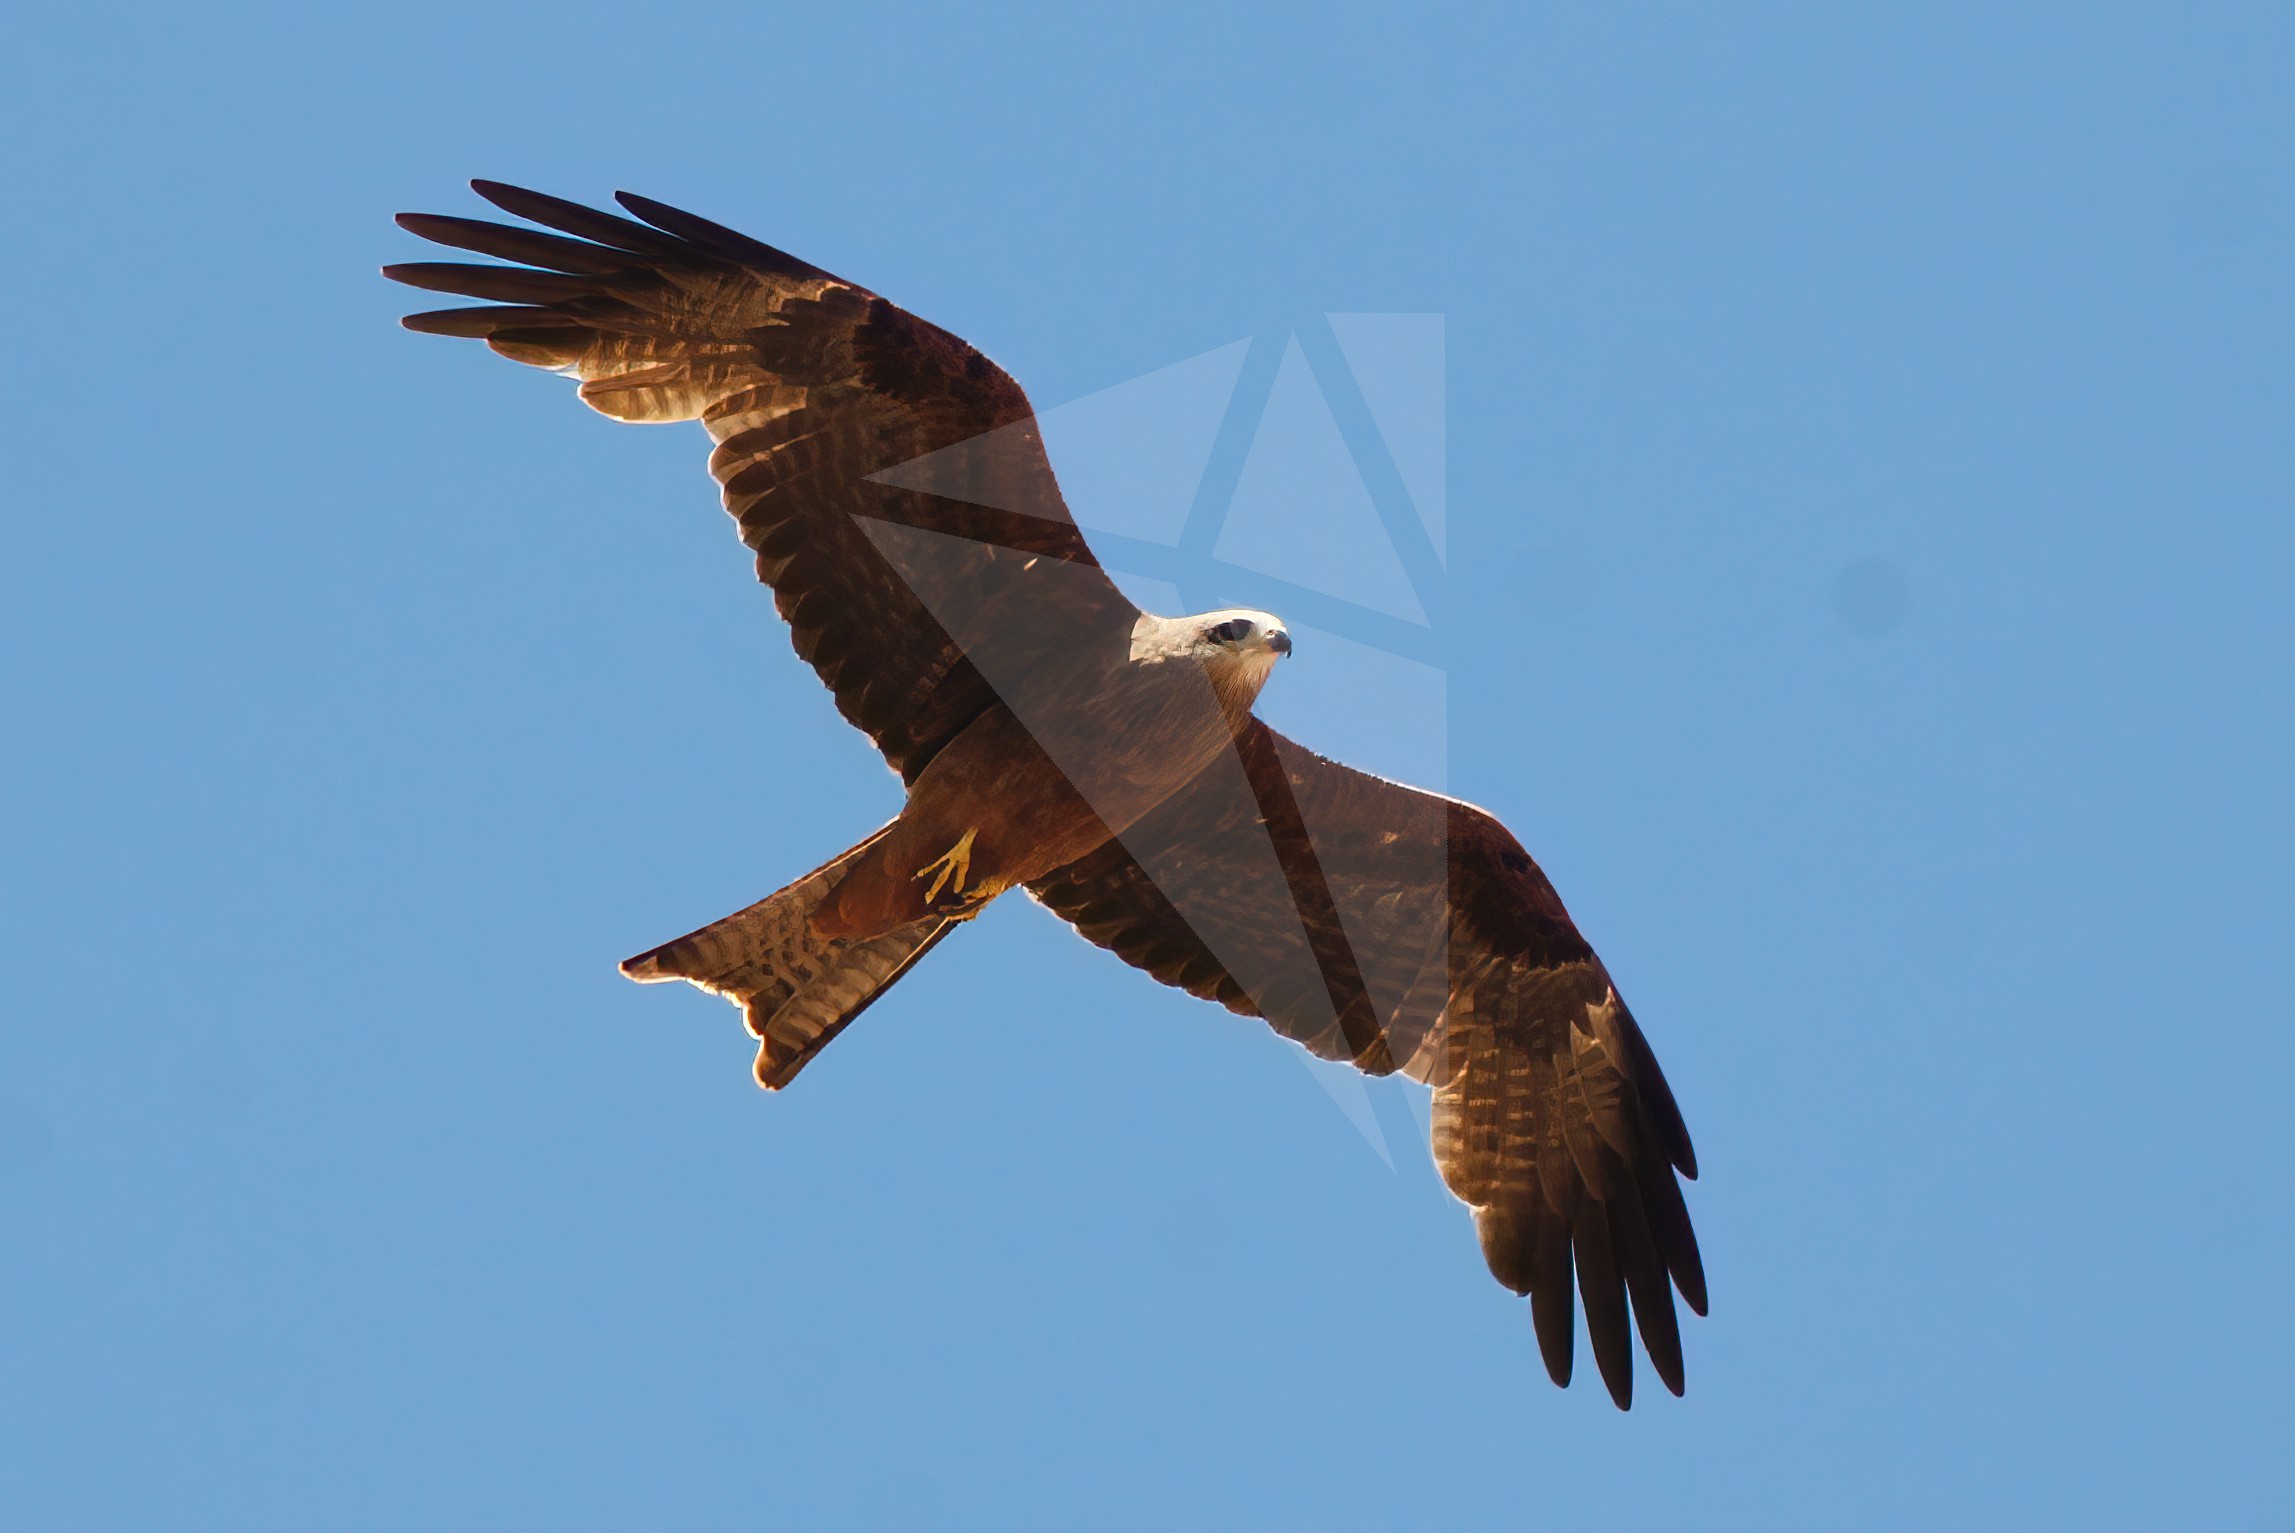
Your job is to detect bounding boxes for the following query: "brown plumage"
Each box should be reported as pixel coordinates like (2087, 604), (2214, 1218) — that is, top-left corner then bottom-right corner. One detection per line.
(387, 182), (1704, 1408)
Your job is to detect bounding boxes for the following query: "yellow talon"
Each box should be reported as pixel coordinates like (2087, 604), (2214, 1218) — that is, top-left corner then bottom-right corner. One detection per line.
(914, 828), (978, 904)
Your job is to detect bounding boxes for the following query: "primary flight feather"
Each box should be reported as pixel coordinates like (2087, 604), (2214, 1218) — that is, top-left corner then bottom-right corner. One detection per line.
(386, 182), (1705, 1408)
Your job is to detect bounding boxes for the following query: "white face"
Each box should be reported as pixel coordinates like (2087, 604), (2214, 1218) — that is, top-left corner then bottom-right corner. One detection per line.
(1125, 609), (1294, 681)
(1193, 609), (1293, 663)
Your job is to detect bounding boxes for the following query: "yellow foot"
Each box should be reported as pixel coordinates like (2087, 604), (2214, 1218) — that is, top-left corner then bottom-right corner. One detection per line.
(913, 828), (978, 905)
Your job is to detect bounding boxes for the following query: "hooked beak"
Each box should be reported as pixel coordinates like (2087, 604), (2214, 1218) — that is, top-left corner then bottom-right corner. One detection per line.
(1267, 628), (1293, 658)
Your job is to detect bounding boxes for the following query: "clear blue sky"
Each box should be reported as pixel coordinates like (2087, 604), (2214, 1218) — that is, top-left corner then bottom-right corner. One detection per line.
(4, 3), (2290, 1528)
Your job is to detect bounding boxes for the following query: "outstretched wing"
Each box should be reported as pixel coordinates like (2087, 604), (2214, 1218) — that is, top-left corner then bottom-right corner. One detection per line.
(1027, 719), (1704, 1408)
(386, 182), (1139, 783)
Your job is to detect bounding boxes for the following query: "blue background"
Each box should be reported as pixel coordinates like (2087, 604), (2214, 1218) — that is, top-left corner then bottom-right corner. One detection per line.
(3, 3), (2290, 1527)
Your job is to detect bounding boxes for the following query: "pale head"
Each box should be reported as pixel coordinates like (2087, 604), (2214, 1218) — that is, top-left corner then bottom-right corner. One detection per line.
(1128, 606), (1293, 712)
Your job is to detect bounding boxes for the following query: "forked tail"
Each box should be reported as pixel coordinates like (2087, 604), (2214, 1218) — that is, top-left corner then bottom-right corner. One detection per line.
(621, 828), (956, 1088)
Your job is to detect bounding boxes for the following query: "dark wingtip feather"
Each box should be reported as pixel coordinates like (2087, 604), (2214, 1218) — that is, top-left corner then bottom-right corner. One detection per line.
(1671, 1215), (1710, 1317)
(1619, 1009), (1699, 1179)
(468, 180), (687, 257)
(1574, 1205), (1635, 1410)
(1529, 1214), (1575, 1388)
(1530, 1285), (1574, 1388)
(398, 305), (553, 337)
(1611, 1176), (1687, 1398)
(394, 211), (634, 276)
(1632, 1140), (1708, 1317)
(382, 261), (603, 305)
(612, 190), (831, 282)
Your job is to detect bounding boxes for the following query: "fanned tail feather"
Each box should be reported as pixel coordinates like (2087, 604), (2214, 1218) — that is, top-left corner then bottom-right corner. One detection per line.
(621, 829), (955, 1088)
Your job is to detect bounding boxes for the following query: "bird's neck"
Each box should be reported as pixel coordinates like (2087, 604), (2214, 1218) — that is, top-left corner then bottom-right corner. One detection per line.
(1204, 651), (1276, 727)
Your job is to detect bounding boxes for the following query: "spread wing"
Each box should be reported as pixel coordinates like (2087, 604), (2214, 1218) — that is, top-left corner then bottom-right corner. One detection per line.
(386, 182), (1139, 783)
(1027, 718), (1705, 1408)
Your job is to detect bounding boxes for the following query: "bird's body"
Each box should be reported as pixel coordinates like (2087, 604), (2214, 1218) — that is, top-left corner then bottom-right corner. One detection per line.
(816, 608), (1289, 940)
(388, 183), (1706, 1408)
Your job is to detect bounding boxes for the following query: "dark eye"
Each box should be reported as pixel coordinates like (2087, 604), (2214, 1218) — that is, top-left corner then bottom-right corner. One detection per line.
(1209, 618), (1253, 643)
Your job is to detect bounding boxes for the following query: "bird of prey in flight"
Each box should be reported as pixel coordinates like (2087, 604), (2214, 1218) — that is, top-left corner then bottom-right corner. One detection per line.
(386, 183), (1705, 1408)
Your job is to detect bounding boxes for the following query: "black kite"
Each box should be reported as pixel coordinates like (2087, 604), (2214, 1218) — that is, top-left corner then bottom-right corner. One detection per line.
(386, 183), (1704, 1407)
